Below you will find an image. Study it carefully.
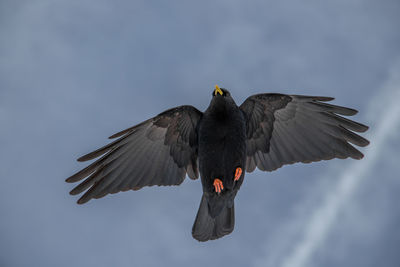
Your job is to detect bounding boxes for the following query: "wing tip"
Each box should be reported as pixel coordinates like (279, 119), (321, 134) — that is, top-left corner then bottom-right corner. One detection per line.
(77, 154), (93, 162)
(108, 133), (120, 139)
(77, 157), (86, 162)
(347, 108), (358, 116)
(352, 152), (364, 160)
(77, 196), (90, 205)
(358, 124), (369, 133)
(65, 174), (82, 183)
(359, 138), (370, 147)
(69, 186), (82, 196)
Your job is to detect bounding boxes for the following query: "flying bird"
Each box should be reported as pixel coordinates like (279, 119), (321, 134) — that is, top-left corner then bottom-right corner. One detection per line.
(66, 86), (369, 242)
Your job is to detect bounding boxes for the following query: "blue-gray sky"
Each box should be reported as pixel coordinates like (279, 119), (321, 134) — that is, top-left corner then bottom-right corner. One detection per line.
(1, 1), (400, 267)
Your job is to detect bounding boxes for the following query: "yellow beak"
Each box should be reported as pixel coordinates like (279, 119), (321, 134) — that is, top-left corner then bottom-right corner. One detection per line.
(214, 85), (223, 96)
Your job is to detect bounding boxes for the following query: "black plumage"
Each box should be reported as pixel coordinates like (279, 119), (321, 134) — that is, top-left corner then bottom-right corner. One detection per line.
(66, 86), (369, 242)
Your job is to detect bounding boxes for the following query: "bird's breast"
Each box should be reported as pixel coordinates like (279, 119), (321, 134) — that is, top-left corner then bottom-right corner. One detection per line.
(197, 108), (247, 192)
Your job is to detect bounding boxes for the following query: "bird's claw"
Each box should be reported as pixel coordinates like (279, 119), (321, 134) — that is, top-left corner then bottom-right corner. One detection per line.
(234, 167), (242, 181)
(213, 178), (224, 194)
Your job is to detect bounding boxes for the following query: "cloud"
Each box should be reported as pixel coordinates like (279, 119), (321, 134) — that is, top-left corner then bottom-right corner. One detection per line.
(254, 59), (400, 267)
(1, 1), (399, 266)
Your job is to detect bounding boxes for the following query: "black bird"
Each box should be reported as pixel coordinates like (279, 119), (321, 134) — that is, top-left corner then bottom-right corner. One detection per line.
(66, 86), (369, 242)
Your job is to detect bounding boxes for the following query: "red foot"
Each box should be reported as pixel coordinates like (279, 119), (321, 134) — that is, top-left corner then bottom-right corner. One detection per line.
(234, 167), (242, 181)
(213, 178), (224, 193)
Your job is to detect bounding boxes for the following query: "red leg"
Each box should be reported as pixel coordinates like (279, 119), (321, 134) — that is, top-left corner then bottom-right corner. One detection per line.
(213, 178), (224, 193)
(234, 167), (242, 181)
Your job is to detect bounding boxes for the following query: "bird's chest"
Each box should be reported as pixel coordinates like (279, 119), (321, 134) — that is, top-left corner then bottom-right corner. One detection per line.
(198, 110), (246, 150)
(198, 111), (246, 190)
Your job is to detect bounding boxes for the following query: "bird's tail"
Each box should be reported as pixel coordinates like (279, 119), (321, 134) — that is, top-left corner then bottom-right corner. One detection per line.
(192, 194), (235, 242)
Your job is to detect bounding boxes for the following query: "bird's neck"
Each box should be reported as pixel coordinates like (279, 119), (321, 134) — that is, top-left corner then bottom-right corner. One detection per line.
(207, 100), (229, 120)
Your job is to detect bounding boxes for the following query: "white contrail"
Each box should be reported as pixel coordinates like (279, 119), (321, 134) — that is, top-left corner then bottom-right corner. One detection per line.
(253, 61), (400, 267)
(278, 62), (400, 267)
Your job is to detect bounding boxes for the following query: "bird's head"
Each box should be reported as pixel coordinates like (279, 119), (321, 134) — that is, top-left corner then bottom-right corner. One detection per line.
(208, 85), (236, 112)
(212, 85), (231, 98)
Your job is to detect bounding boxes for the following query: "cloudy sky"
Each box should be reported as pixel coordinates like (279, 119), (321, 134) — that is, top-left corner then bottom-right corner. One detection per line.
(1, 0), (400, 266)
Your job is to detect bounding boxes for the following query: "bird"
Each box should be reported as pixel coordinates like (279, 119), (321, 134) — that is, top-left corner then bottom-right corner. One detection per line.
(66, 85), (369, 242)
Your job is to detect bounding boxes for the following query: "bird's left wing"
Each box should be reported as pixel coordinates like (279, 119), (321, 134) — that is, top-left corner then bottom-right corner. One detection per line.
(239, 94), (369, 173)
(66, 105), (202, 204)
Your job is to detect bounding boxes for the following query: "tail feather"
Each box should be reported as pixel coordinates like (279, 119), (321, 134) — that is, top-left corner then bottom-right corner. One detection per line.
(192, 194), (235, 242)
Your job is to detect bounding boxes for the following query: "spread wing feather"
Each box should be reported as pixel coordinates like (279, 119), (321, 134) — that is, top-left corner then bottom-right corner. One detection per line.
(66, 105), (202, 204)
(240, 94), (369, 173)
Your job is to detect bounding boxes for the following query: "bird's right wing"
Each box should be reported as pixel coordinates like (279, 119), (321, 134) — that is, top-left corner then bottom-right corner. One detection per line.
(239, 94), (369, 173)
(66, 105), (202, 204)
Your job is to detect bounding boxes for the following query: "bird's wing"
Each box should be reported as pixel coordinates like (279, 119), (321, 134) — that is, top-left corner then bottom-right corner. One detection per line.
(66, 105), (202, 204)
(239, 94), (369, 172)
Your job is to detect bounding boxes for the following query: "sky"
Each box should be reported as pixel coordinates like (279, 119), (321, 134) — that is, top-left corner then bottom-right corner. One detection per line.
(1, 0), (400, 266)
